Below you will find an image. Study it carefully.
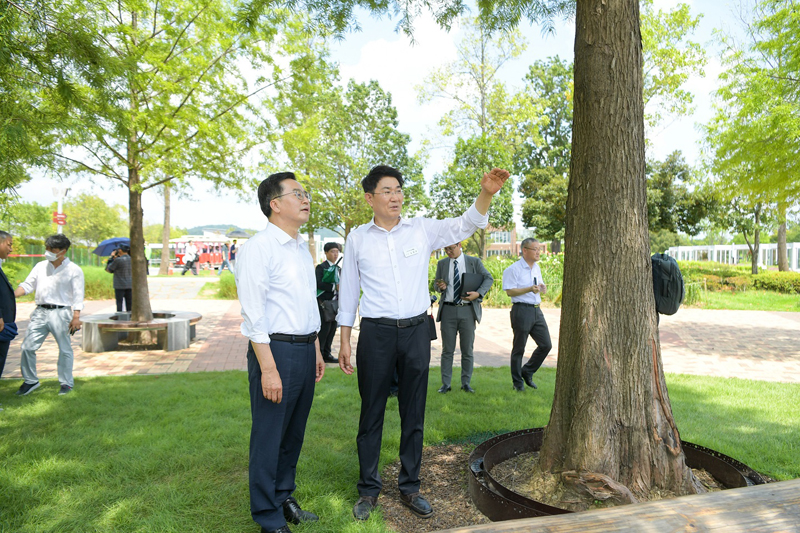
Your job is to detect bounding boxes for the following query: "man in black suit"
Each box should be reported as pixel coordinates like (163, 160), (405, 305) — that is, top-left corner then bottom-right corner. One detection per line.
(0, 231), (17, 390)
(315, 242), (341, 364)
(433, 242), (493, 393)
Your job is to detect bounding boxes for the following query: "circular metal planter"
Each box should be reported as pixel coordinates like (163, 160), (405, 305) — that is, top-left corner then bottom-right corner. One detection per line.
(468, 427), (767, 522)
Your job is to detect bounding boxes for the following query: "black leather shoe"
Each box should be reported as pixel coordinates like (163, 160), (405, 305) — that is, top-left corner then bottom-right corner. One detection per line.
(322, 354), (338, 364)
(399, 492), (433, 518)
(461, 384), (475, 393)
(282, 496), (318, 524)
(513, 385), (525, 392)
(261, 525), (291, 533)
(353, 495), (378, 520)
(522, 371), (538, 389)
(437, 385), (451, 394)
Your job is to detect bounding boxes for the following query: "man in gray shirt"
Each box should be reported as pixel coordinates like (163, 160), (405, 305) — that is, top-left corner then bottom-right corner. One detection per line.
(106, 245), (132, 312)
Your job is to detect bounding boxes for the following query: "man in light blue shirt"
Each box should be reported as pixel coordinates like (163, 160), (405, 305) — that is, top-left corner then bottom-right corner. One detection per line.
(502, 238), (552, 392)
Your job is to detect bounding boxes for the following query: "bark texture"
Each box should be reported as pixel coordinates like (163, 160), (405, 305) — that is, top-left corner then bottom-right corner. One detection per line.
(538, 0), (703, 502)
(777, 201), (788, 272)
(129, 167), (154, 327)
(158, 182), (171, 276)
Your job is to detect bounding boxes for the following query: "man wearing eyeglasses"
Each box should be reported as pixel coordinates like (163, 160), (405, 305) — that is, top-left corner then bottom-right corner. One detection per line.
(235, 172), (325, 533)
(338, 164), (509, 521)
(502, 238), (552, 392)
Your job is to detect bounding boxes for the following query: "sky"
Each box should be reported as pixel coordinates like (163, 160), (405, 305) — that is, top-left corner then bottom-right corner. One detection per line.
(15, 0), (744, 234)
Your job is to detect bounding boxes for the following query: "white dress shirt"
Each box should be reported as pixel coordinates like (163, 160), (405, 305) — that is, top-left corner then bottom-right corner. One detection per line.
(502, 258), (544, 305)
(444, 253), (466, 303)
(236, 223), (321, 344)
(337, 202), (489, 327)
(19, 258), (85, 310)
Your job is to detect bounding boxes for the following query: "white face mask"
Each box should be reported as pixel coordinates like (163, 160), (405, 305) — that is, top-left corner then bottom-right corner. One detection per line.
(44, 251), (59, 262)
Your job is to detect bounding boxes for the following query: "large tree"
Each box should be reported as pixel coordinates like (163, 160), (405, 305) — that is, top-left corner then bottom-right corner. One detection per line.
(30, 0), (307, 326)
(250, 0), (705, 507)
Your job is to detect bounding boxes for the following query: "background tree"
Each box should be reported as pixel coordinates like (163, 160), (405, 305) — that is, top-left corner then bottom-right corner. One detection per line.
(704, 0), (799, 271)
(61, 193), (128, 247)
(428, 136), (514, 256)
(32, 0), (310, 326)
(417, 16), (523, 257)
(518, 1), (707, 250)
(2, 202), (55, 241)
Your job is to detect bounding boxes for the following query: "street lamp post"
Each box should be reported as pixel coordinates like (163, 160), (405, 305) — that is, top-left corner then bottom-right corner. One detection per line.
(52, 187), (70, 234)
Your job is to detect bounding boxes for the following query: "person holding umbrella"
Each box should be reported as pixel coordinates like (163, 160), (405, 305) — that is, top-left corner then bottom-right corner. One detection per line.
(106, 245), (132, 312)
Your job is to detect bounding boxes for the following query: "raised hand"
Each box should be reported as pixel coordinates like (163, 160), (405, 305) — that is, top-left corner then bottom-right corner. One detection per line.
(480, 168), (510, 195)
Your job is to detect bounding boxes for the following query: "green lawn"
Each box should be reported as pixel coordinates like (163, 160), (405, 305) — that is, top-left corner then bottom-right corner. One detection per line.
(2, 367), (798, 532)
(687, 289), (800, 312)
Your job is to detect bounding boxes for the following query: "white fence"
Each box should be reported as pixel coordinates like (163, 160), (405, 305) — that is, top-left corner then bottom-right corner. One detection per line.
(666, 242), (800, 272)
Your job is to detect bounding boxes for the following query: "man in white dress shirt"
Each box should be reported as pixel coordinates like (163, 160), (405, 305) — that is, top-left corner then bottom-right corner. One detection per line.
(338, 164), (509, 521)
(14, 234), (84, 396)
(502, 238), (552, 392)
(235, 172), (325, 533)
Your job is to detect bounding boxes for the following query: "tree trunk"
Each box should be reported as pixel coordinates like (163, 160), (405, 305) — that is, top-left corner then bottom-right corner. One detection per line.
(777, 201), (788, 272)
(538, 0), (702, 506)
(158, 182), (171, 275)
(478, 228), (486, 259)
(129, 167), (154, 327)
(308, 228), (316, 262)
(550, 239), (561, 254)
(752, 204), (761, 275)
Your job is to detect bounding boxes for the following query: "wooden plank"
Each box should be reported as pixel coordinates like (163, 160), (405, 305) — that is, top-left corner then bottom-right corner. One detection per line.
(439, 479), (800, 532)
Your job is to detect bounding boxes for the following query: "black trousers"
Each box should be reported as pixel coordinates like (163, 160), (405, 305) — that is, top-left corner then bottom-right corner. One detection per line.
(317, 304), (337, 357)
(247, 340), (316, 530)
(509, 303), (552, 388)
(0, 340), (9, 379)
(114, 288), (132, 312)
(356, 318), (431, 497)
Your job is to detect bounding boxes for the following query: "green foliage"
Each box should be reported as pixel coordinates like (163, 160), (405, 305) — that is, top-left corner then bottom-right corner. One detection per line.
(1, 202), (56, 241)
(62, 193), (128, 246)
(143, 223), (190, 244)
(217, 272), (239, 299)
(650, 229), (682, 254)
(1, 261), (32, 288)
(751, 271), (800, 294)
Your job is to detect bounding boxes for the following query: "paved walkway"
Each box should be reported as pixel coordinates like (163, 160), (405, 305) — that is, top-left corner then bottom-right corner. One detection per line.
(2, 276), (799, 384)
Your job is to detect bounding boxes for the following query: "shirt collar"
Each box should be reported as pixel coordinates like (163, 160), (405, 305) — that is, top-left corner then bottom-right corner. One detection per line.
(266, 221), (305, 246)
(365, 215), (410, 234)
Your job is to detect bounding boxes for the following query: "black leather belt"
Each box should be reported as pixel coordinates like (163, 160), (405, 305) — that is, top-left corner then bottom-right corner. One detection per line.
(513, 302), (540, 308)
(38, 304), (69, 309)
(443, 301), (469, 306)
(270, 333), (317, 344)
(362, 312), (427, 328)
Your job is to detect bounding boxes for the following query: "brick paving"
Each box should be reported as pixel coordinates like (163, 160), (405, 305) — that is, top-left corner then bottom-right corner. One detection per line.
(1, 275), (799, 385)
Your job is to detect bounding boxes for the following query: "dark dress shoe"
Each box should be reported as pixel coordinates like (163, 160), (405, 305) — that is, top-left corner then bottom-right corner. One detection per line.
(522, 371), (538, 389)
(513, 385), (525, 392)
(437, 385), (451, 394)
(353, 495), (378, 520)
(322, 354), (338, 364)
(282, 496), (318, 524)
(261, 526), (291, 533)
(399, 492), (433, 518)
(461, 384), (475, 393)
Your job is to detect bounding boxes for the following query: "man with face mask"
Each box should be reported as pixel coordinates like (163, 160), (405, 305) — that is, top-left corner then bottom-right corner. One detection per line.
(14, 234), (85, 396)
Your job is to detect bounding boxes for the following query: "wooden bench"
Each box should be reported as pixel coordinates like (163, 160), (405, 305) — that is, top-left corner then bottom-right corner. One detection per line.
(439, 478), (800, 532)
(82, 311), (202, 352)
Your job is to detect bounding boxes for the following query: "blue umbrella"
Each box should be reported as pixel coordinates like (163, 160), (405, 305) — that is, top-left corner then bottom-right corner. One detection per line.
(93, 237), (130, 256)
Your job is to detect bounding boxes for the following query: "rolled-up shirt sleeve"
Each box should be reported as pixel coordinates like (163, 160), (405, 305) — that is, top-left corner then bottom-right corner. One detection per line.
(71, 268), (85, 311)
(236, 242), (273, 344)
(425, 201), (490, 251)
(19, 266), (37, 295)
(336, 232), (360, 328)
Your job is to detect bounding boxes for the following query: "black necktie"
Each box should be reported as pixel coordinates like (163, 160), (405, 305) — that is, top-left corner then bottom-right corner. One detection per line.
(453, 259), (462, 304)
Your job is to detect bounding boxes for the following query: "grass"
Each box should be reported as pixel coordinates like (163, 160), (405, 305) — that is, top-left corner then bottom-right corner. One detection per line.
(686, 288), (800, 312)
(1, 367), (798, 532)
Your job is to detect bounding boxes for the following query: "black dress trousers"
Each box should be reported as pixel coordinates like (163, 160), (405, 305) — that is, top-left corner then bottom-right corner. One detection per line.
(247, 340), (316, 531)
(355, 318), (431, 497)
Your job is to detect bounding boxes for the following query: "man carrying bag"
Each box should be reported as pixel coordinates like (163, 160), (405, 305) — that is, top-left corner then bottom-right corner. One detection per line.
(316, 242), (342, 363)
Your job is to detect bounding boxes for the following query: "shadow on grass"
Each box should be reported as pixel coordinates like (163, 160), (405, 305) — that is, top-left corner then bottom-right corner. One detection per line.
(1, 366), (797, 533)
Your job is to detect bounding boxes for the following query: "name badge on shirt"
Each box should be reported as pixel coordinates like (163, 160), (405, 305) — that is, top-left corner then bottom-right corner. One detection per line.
(404, 247), (419, 258)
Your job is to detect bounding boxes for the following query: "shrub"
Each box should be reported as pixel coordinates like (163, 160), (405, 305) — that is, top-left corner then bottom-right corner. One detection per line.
(724, 276), (751, 292)
(218, 271), (238, 299)
(751, 272), (800, 294)
(684, 281), (703, 306)
(82, 265), (115, 300)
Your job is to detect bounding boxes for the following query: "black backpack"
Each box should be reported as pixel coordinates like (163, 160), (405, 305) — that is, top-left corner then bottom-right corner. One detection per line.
(651, 253), (684, 315)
